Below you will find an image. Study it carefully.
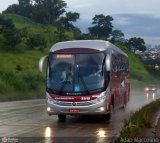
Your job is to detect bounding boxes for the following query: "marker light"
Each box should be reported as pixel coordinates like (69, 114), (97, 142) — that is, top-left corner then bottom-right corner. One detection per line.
(100, 107), (105, 111)
(56, 54), (73, 59)
(47, 107), (51, 112)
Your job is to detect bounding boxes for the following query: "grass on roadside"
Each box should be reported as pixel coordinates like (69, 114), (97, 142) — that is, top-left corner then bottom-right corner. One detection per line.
(0, 50), (47, 101)
(115, 99), (160, 142)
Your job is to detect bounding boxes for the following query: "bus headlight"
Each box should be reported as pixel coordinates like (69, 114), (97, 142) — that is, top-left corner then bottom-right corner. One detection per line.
(47, 107), (51, 112)
(47, 97), (54, 104)
(100, 107), (105, 111)
(46, 93), (55, 104)
(91, 92), (106, 104)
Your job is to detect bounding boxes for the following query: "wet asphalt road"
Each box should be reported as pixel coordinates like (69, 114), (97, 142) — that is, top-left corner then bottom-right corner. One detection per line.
(0, 90), (159, 143)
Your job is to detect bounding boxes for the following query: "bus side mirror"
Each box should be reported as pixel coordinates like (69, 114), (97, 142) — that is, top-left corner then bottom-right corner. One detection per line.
(105, 55), (111, 71)
(39, 55), (47, 73)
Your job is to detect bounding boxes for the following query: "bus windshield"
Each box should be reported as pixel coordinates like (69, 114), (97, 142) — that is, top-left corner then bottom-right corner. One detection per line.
(47, 52), (105, 95)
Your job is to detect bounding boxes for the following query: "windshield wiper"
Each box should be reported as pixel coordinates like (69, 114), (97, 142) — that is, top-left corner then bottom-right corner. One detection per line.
(59, 80), (71, 94)
(78, 73), (90, 95)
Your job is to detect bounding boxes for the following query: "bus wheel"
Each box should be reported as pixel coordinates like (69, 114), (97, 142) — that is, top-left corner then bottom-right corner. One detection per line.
(58, 115), (66, 121)
(110, 104), (114, 113)
(122, 94), (127, 110)
(122, 103), (126, 111)
(102, 113), (111, 120)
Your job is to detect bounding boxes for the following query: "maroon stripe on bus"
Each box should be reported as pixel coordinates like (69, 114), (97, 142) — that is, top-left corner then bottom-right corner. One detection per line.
(54, 48), (99, 54)
(49, 93), (100, 102)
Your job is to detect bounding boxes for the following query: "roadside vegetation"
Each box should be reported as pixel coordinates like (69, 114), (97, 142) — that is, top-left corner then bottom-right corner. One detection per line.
(117, 44), (156, 84)
(115, 99), (160, 142)
(0, 50), (46, 101)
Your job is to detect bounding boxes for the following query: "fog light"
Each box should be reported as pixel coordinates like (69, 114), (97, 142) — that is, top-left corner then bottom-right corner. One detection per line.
(100, 107), (105, 111)
(98, 129), (106, 137)
(47, 107), (51, 112)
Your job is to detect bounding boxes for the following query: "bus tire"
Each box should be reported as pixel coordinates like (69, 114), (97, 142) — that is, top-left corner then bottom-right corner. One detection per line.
(58, 115), (66, 121)
(102, 113), (111, 120)
(102, 104), (113, 120)
(111, 95), (114, 112)
(110, 104), (114, 113)
(123, 93), (127, 110)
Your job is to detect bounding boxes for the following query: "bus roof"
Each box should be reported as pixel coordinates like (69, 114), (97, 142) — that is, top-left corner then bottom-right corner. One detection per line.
(50, 40), (128, 57)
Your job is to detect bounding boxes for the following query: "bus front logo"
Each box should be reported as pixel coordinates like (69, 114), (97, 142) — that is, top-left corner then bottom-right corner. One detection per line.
(72, 102), (77, 106)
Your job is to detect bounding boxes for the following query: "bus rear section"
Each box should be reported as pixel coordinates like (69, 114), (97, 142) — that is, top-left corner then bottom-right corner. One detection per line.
(39, 40), (130, 121)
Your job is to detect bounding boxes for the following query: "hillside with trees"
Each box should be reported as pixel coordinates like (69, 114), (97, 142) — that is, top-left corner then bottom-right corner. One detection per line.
(0, 0), (158, 101)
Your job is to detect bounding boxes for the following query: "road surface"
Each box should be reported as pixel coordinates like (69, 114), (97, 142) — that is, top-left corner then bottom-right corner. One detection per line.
(0, 89), (159, 143)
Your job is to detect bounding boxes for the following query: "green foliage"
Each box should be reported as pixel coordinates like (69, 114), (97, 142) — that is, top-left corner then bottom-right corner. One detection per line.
(0, 79), (9, 94)
(111, 29), (125, 43)
(88, 14), (113, 39)
(2, 0), (80, 42)
(0, 70), (27, 92)
(0, 69), (45, 101)
(0, 34), (6, 50)
(3, 0), (70, 25)
(2, 14), (43, 29)
(128, 37), (146, 53)
(0, 15), (28, 51)
(2, 4), (19, 14)
(121, 120), (138, 137)
(14, 42), (28, 52)
(27, 34), (47, 50)
(32, 0), (67, 24)
(58, 12), (80, 30)
(1, 13), (75, 48)
(18, 0), (32, 18)
(0, 50), (46, 101)
(22, 71), (45, 90)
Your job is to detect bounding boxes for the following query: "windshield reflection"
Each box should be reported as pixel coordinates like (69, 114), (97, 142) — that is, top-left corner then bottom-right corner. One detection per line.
(47, 53), (105, 94)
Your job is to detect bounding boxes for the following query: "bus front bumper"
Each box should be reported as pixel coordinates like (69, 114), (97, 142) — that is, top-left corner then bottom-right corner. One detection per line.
(46, 99), (109, 116)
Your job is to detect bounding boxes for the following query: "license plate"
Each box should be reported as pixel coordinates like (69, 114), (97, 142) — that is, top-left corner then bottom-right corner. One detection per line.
(69, 109), (80, 113)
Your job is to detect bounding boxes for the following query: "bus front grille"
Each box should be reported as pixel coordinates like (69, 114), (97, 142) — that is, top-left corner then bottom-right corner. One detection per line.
(54, 101), (93, 106)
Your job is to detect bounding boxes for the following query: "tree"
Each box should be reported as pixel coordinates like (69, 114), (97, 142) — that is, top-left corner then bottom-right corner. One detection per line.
(128, 37), (146, 53)
(2, 4), (19, 14)
(88, 14), (113, 40)
(111, 29), (124, 43)
(0, 16), (27, 50)
(56, 12), (80, 41)
(59, 12), (80, 30)
(32, 0), (67, 24)
(18, 0), (32, 18)
(0, 17), (17, 48)
(27, 34), (47, 50)
(72, 27), (82, 40)
(3, 0), (67, 24)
